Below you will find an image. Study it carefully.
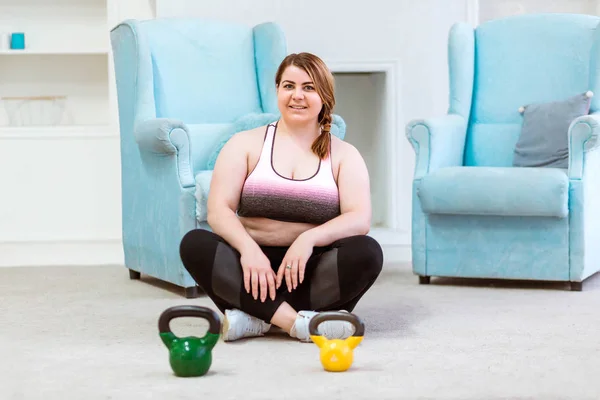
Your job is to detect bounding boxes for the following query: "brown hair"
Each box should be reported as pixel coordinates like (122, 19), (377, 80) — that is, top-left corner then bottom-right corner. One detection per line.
(274, 52), (335, 159)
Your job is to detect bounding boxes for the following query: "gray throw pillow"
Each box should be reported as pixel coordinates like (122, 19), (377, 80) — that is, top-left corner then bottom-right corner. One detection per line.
(513, 91), (592, 168)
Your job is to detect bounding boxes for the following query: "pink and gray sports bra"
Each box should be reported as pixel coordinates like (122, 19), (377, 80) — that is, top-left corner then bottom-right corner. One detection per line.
(237, 122), (340, 225)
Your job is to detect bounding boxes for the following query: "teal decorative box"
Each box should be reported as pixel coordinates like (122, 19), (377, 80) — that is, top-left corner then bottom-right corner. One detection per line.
(10, 33), (25, 50)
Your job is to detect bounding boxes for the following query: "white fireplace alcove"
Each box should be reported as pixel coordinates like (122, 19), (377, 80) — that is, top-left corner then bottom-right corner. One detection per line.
(328, 61), (408, 253)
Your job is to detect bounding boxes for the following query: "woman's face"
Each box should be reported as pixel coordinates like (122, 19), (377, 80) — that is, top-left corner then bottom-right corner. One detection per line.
(277, 65), (323, 125)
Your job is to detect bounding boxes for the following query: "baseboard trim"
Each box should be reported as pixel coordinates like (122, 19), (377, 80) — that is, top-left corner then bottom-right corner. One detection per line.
(0, 239), (410, 268)
(382, 244), (411, 264)
(0, 239), (124, 267)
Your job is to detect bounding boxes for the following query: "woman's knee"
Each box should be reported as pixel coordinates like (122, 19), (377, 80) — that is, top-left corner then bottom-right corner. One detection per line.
(179, 229), (220, 265)
(337, 235), (384, 278)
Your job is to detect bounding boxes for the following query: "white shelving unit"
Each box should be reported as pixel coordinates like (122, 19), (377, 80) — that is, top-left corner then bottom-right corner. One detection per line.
(0, 125), (115, 139)
(0, 0), (117, 138)
(0, 0), (155, 267)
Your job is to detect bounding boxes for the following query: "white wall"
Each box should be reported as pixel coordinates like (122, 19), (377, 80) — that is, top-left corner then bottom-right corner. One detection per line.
(2, 0), (598, 268)
(0, 0), (123, 267)
(479, 0), (598, 23)
(156, 0), (467, 125)
(155, 0), (473, 264)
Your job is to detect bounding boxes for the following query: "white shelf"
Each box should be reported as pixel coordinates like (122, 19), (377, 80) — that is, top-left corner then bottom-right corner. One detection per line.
(0, 49), (109, 56)
(0, 125), (118, 139)
(0, 55), (111, 126)
(0, 0), (116, 131)
(0, 0), (109, 51)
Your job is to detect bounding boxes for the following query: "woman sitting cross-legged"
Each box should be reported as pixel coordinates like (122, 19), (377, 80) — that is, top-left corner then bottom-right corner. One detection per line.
(179, 52), (383, 342)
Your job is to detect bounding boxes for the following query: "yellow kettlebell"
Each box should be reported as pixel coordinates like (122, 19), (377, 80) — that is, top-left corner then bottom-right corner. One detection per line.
(309, 311), (365, 372)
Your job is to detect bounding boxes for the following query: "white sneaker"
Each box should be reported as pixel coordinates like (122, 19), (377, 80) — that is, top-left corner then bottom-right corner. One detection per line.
(290, 310), (356, 342)
(222, 309), (271, 342)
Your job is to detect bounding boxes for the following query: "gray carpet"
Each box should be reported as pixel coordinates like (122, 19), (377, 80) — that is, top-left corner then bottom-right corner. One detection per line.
(1, 264), (600, 400)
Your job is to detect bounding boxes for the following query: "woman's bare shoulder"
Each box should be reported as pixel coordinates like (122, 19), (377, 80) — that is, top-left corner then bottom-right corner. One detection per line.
(330, 134), (361, 160)
(227, 124), (270, 147)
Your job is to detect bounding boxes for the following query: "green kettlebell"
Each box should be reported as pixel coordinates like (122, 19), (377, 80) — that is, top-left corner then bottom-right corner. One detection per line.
(158, 305), (221, 377)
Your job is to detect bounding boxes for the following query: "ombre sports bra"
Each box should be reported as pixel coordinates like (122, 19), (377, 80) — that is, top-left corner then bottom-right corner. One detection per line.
(237, 122), (340, 225)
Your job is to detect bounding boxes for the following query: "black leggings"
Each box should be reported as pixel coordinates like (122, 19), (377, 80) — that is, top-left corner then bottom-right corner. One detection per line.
(179, 229), (384, 322)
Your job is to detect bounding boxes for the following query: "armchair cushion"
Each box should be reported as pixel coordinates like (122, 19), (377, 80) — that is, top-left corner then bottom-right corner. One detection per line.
(195, 170), (213, 222)
(206, 113), (280, 170)
(185, 123), (233, 172)
(417, 166), (569, 218)
(513, 92), (592, 168)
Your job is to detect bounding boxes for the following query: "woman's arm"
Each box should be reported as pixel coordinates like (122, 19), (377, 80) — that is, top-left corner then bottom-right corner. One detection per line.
(301, 143), (372, 247)
(208, 128), (280, 302)
(206, 132), (261, 255)
(239, 217), (317, 247)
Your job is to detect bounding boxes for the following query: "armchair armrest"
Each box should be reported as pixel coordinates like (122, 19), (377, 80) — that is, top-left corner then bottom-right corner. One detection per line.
(568, 112), (600, 179)
(405, 114), (467, 180)
(134, 118), (195, 188)
(134, 118), (187, 154)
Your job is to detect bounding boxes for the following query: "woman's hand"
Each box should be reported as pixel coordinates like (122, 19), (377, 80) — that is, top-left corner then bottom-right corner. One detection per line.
(240, 246), (276, 302)
(276, 232), (315, 292)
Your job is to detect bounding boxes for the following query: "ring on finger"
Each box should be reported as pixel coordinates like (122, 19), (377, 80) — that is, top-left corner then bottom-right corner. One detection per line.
(286, 264), (292, 269)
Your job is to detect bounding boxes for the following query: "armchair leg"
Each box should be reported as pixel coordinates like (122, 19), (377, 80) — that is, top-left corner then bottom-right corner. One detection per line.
(419, 276), (431, 285)
(184, 286), (200, 299)
(570, 281), (583, 292)
(129, 269), (141, 280)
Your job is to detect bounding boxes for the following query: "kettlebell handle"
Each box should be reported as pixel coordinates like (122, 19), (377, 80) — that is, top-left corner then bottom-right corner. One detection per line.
(158, 305), (221, 336)
(308, 311), (365, 337)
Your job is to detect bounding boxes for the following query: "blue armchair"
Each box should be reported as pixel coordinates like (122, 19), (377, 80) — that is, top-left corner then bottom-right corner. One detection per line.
(406, 14), (600, 291)
(110, 18), (346, 297)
